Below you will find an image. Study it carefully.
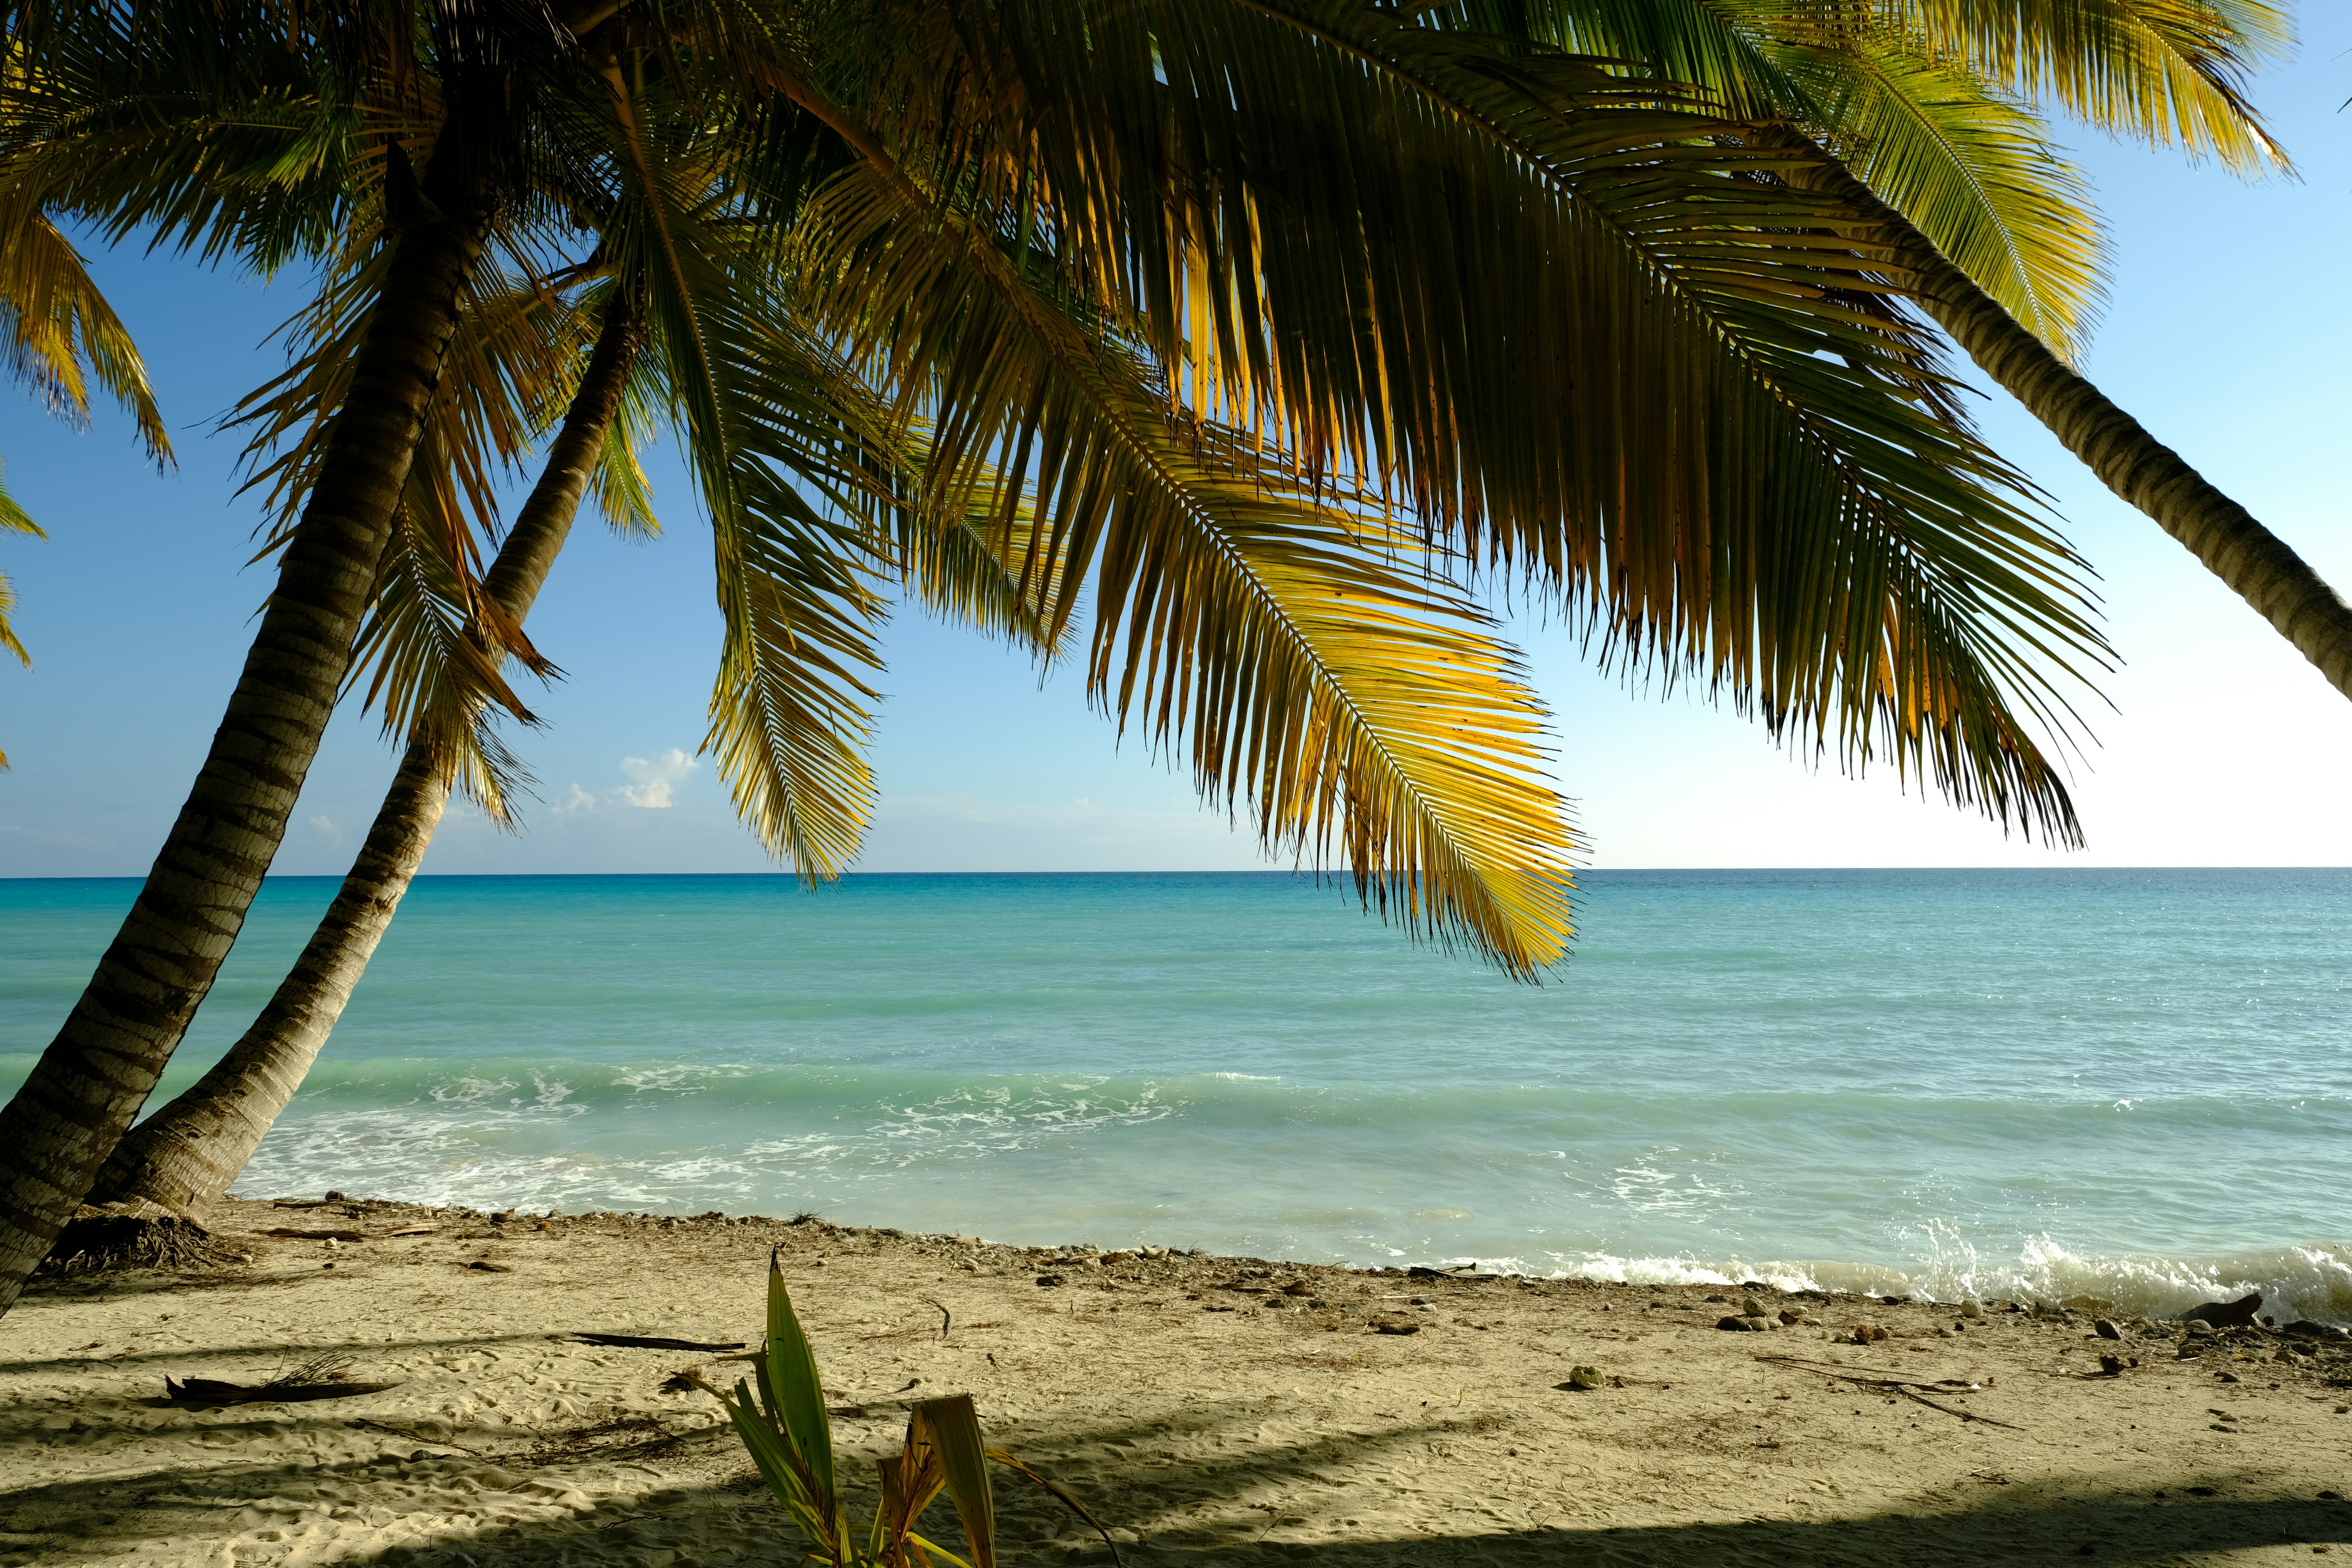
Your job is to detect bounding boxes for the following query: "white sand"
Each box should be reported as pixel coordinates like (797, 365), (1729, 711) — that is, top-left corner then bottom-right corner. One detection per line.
(5, 1195), (2349, 1566)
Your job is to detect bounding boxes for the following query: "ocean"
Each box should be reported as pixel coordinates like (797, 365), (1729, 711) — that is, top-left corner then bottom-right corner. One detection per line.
(5, 869), (2349, 1322)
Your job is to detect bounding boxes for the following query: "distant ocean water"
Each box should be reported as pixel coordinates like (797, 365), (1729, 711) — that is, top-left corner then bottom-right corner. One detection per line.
(5, 869), (2349, 1322)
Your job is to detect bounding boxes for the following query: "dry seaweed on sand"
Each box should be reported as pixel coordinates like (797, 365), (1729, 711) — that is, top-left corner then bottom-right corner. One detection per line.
(39, 1210), (247, 1275)
(166, 1352), (401, 1406)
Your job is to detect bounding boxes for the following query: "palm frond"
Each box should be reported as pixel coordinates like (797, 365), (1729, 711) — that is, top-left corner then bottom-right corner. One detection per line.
(1786, 39), (2103, 362)
(793, 157), (1580, 972)
(1864, 0), (2292, 173)
(0, 210), (169, 458)
(598, 63), (890, 879)
(0, 455), (35, 697)
(855, 2), (2107, 842)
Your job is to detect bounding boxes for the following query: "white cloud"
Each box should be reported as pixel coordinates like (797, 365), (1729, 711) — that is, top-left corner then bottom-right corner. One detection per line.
(553, 782), (597, 814)
(615, 748), (697, 808)
(307, 814), (342, 841)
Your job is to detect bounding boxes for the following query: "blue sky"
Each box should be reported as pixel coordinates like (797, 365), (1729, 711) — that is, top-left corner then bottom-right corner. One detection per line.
(4, 19), (2350, 878)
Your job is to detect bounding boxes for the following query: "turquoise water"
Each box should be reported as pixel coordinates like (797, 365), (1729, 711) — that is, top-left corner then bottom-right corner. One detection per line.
(6, 870), (2350, 1320)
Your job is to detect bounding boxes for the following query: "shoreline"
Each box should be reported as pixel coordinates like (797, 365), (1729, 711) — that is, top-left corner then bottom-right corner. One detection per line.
(8, 1194), (2352, 1565)
(204, 1187), (2352, 1331)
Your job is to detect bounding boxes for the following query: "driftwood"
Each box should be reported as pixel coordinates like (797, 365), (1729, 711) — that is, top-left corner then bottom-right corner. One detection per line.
(570, 1333), (746, 1352)
(167, 1375), (404, 1405)
(265, 1228), (367, 1242)
(166, 1354), (398, 1406)
(1755, 1354), (2024, 1429)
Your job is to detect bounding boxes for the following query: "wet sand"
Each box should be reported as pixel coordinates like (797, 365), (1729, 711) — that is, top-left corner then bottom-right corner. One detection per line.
(5, 1194), (2349, 1566)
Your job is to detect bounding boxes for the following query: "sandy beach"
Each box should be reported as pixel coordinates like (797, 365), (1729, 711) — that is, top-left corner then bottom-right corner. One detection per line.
(5, 1194), (2349, 1566)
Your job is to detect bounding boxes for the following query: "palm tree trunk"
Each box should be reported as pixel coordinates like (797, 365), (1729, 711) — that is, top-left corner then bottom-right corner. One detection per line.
(0, 136), (501, 1318)
(84, 292), (646, 1219)
(1795, 134), (2352, 699)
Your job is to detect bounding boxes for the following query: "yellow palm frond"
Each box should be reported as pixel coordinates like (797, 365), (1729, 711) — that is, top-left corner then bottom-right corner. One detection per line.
(1776, 38), (2105, 363)
(791, 156), (1580, 971)
(0, 209), (167, 458)
(1864, 0), (2292, 173)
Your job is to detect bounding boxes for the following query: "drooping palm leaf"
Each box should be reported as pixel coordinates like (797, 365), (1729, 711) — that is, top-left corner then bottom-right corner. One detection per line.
(788, 148), (1582, 971)
(1867, 0), (2291, 173)
(1778, 38), (2103, 363)
(595, 62), (893, 879)
(807, 4), (2107, 853)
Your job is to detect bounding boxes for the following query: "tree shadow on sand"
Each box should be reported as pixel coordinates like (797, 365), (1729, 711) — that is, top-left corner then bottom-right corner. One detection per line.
(5, 1383), (2348, 1567)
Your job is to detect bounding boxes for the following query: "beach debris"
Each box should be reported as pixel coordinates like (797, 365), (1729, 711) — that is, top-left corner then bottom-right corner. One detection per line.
(1757, 1354), (2019, 1428)
(1035, 1274), (1065, 1288)
(1962, 1300), (1985, 1319)
(1778, 1308), (1810, 1327)
(571, 1333), (747, 1352)
(1842, 1323), (1890, 1344)
(1370, 1315), (1422, 1335)
(265, 1227), (367, 1242)
(1559, 1364), (1605, 1390)
(38, 1206), (245, 1276)
(466, 1260), (512, 1272)
(166, 1352), (399, 1406)
(383, 1224), (437, 1237)
(2181, 1292), (2263, 1329)
(2092, 1354), (2141, 1377)
(2095, 1318), (2127, 1341)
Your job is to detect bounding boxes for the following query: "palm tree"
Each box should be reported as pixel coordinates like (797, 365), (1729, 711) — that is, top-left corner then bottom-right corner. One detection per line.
(0, 0), (702, 1311)
(1487, 0), (2352, 697)
(0, 0), (2124, 1311)
(81, 282), (652, 1222)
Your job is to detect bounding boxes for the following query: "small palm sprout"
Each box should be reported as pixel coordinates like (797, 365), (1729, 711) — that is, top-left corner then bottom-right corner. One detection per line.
(698, 1256), (1118, 1567)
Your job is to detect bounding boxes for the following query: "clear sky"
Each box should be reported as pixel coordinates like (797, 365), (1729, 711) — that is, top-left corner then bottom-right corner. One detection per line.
(3, 17), (2350, 879)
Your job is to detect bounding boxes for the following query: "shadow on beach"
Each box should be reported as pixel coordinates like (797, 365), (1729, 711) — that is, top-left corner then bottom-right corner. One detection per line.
(3, 1378), (2345, 1567)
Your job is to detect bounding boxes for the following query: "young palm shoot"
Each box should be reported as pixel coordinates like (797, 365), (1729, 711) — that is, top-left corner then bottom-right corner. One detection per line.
(698, 1258), (1120, 1568)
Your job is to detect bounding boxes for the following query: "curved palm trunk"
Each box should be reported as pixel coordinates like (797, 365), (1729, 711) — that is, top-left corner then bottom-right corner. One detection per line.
(1797, 136), (2352, 699)
(85, 295), (646, 1220)
(0, 135), (502, 1317)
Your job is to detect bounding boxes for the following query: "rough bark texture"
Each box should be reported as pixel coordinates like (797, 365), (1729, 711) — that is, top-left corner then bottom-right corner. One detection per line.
(0, 132), (500, 1318)
(1801, 136), (2352, 701)
(85, 294), (646, 1222)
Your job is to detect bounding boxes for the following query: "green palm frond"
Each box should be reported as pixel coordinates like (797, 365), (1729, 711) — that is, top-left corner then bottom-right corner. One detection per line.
(879, 3), (2106, 841)
(347, 476), (545, 820)
(1785, 40), (2103, 363)
(598, 64), (890, 880)
(794, 156), (1580, 972)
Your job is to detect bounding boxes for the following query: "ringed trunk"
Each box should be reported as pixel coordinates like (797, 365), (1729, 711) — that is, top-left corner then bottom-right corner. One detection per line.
(1795, 132), (2352, 700)
(0, 127), (501, 1317)
(85, 292), (646, 1221)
